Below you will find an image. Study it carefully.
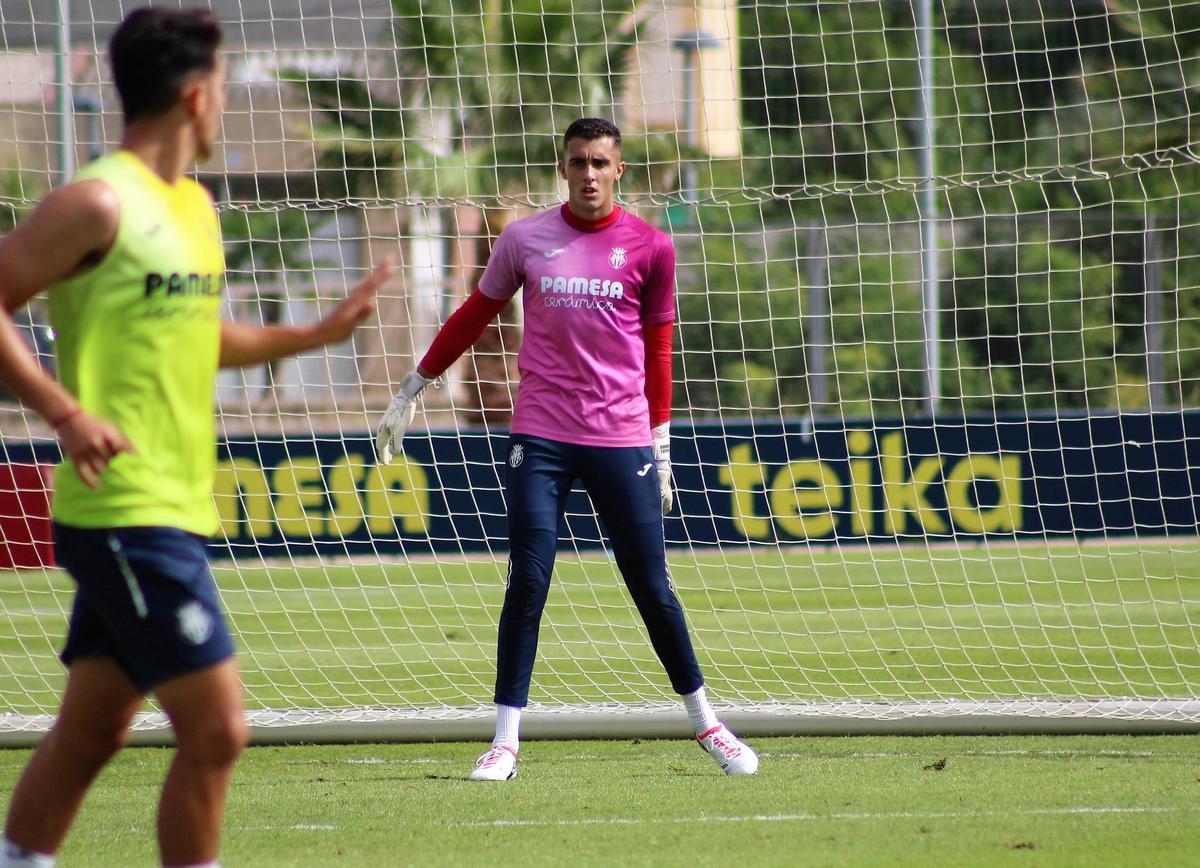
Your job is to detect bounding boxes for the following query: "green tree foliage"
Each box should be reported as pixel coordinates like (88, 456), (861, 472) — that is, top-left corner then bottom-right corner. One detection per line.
(0, 168), (41, 233)
(295, 0), (686, 421)
(300, 0), (658, 204)
(740, 0), (1200, 201)
(674, 213), (807, 417)
(692, 0), (1200, 419)
(221, 209), (326, 277)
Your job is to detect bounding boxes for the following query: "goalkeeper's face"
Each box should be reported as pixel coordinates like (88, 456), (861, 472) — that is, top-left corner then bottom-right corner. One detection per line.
(558, 136), (626, 220)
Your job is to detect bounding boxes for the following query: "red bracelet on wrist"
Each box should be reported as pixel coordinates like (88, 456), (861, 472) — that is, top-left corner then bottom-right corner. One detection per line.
(50, 407), (81, 430)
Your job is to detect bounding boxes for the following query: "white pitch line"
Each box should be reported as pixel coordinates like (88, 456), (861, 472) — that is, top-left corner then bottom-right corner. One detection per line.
(275, 748), (1197, 766)
(277, 757), (447, 766)
(759, 749), (1186, 760)
(130, 823), (338, 833)
(971, 749), (1159, 758)
(446, 805), (1187, 830)
(118, 806), (1199, 836)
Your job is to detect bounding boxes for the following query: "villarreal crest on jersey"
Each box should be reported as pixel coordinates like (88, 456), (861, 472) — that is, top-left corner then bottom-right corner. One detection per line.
(48, 151), (225, 536)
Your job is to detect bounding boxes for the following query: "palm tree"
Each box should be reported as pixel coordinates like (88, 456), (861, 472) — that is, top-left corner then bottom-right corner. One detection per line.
(297, 0), (679, 422)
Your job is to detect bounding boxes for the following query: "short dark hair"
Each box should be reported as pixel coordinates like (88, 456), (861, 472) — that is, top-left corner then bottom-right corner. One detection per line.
(109, 8), (223, 122)
(562, 117), (622, 153)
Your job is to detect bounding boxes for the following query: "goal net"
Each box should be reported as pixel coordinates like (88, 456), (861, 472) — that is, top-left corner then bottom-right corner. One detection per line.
(0, 0), (1198, 742)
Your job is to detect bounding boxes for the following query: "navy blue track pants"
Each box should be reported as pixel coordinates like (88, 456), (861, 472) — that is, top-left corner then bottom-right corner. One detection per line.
(494, 435), (705, 707)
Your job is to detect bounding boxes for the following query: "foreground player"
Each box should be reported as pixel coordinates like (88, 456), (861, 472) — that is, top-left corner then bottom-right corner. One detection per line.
(0, 9), (390, 867)
(377, 117), (757, 781)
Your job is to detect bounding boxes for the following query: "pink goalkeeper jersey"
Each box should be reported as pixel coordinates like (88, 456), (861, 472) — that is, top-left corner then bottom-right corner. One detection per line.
(478, 205), (676, 447)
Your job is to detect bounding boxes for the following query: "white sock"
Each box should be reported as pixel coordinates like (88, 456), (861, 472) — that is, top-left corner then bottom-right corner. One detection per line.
(682, 685), (720, 735)
(0, 839), (55, 868)
(493, 704), (521, 751)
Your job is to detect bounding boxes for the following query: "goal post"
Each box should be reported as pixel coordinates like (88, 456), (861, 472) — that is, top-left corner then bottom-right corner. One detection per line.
(0, 1), (1199, 745)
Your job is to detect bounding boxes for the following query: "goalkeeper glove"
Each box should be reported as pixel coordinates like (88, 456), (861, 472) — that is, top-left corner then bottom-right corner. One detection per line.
(652, 422), (674, 515)
(376, 370), (435, 465)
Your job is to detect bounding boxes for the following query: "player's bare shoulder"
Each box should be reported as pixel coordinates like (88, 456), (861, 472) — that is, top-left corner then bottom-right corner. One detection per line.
(0, 178), (120, 308)
(24, 178), (119, 246)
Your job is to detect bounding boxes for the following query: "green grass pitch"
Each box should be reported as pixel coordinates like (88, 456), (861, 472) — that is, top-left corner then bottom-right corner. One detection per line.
(3, 540), (1199, 712)
(2, 735), (1200, 866)
(1, 540), (1199, 864)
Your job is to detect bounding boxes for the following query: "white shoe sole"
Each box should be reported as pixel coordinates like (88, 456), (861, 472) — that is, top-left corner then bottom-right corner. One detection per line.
(722, 755), (759, 776)
(468, 768), (517, 781)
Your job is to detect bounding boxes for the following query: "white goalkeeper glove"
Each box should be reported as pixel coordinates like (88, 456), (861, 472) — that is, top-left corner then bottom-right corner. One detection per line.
(376, 370), (435, 465)
(652, 422), (673, 515)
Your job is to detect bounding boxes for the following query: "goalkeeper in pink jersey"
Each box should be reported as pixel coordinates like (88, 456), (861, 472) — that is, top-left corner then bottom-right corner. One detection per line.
(377, 118), (757, 780)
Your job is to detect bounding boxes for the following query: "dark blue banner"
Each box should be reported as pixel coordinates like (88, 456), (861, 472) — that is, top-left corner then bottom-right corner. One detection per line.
(4, 411), (1198, 560)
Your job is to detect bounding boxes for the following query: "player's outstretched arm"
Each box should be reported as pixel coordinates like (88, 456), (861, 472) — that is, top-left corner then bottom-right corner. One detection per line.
(376, 288), (508, 464)
(219, 260), (393, 368)
(0, 180), (134, 487)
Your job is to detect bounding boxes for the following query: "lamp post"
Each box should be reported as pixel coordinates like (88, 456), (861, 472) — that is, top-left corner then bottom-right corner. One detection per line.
(55, 0), (74, 183)
(672, 29), (720, 209)
(917, 0), (940, 416)
(73, 93), (102, 163)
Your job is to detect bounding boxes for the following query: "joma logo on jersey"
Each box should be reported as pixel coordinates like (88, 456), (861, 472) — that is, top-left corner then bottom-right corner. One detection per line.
(539, 275), (625, 299)
(144, 272), (222, 298)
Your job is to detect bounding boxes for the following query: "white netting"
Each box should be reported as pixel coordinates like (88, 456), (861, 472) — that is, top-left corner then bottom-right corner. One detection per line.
(0, 1), (1198, 738)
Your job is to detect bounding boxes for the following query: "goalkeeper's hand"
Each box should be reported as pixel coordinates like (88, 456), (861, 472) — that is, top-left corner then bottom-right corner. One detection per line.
(652, 422), (674, 515)
(376, 370), (434, 465)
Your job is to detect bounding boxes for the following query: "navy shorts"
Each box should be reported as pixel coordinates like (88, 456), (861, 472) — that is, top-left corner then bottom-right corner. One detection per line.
(54, 523), (235, 693)
(495, 435), (703, 706)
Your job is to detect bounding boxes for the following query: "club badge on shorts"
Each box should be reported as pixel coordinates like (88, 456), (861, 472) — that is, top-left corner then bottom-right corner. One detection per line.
(509, 443), (525, 468)
(177, 601), (214, 645)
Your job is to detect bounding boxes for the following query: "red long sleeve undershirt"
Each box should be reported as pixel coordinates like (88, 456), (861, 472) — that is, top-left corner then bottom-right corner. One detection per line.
(417, 290), (508, 378)
(419, 291), (673, 427)
(643, 319), (673, 427)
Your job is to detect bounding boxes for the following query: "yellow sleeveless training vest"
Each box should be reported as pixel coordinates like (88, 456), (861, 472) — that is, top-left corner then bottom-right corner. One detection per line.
(47, 151), (225, 536)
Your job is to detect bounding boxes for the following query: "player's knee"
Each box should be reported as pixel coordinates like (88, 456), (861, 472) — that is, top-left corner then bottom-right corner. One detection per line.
(54, 718), (129, 768)
(206, 715), (251, 766)
(505, 566), (552, 603)
(176, 712), (249, 767)
(623, 569), (675, 603)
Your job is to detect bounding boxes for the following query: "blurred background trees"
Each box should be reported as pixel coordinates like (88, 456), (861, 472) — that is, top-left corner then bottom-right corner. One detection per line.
(672, 0), (1199, 420)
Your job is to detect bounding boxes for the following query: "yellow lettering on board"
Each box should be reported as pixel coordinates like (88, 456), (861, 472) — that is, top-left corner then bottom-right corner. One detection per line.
(944, 454), (1024, 534)
(213, 457), (273, 539)
(273, 458), (328, 538)
(327, 455), (366, 537)
(847, 429), (875, 535)
(880, 432), (947, 535)
(717, 442), (770, 540)
(365, 457), (430, 535)
(769, 460), (843, 539)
